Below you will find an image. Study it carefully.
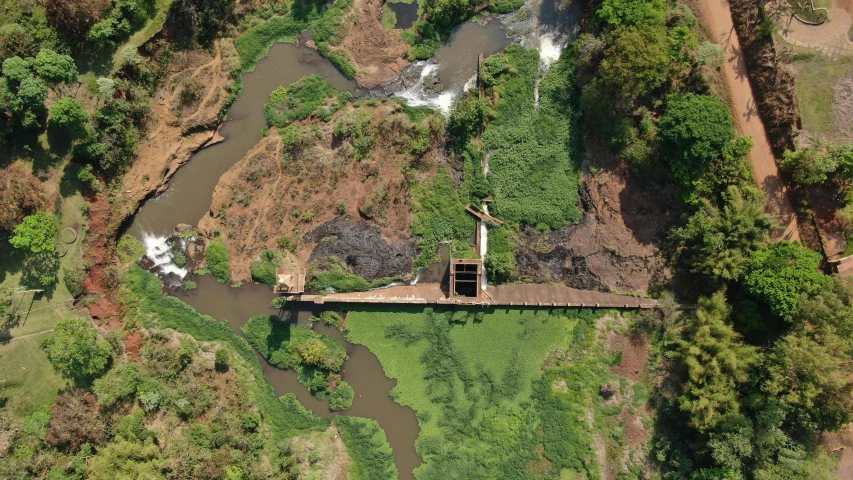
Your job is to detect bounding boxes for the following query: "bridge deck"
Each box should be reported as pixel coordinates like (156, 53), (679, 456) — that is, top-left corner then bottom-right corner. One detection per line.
(290, 283), (657, 309)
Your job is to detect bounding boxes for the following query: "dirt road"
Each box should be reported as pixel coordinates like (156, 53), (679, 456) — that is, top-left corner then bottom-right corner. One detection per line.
(694, 0), (801, 242)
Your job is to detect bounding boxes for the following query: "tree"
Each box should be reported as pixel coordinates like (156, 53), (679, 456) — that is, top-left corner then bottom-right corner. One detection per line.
(599, 26), (670, 103)
(96, 77), (117, 100)
(33, 49), (78, 85)
(742, 241), (827, 318)
(763, 331), (853, 432)
(10, 211), (57, 254)
(14, 77), (48, 112)
(298, 338), (330, 366)
(660, 93), (736, 185)
(779, 141), (853, 186)
(41, 319), (112, 380)
(672, 186), (775, 281)
(2, 56), (32, 85)
(0, 23), (38, 59)
(672, 292), (760, 432)
(49, 97), (89, 138)
(594, 0), (665, 30)
(46, 0), (112, 42)
(0, 164), (48, 231)
(329, 381), (354, 411)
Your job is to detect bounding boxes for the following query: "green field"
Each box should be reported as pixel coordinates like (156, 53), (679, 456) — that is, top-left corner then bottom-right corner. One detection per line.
(344, 306), (612, 479)
(791, 53), (853, 138)
(0, 167), (88, 416)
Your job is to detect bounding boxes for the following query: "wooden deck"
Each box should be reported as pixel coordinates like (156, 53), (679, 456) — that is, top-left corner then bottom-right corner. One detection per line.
(290, 283), (658, 309)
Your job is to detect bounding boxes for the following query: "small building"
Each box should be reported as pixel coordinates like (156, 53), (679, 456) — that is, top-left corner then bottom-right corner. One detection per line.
(450, 259), (483, 298)
(275, 268), (306, 294)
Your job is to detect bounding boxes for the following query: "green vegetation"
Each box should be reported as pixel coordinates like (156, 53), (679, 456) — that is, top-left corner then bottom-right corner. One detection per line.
(250, 248), (283, 286)
(307, 257), (399, 293)
(317, 42), (356, 79)
(381, 4), (398, 29)
(345, 306), (607, 478)
(659, 93), (736, 187)
(264, 75), (338, 127)
(48, 97), (88, 138)
(242, 314), (347, 397)
(742, 241), (827, 317)
(41, 318), (113, 382)
(329, 381), (354, 411)
(10, 211), (57, 254)
(122, 265), (327, 438)
(334, 416), (398, 480)
(411, 171), (476, 269)
(481, 46), (582, 229)
(204, 238), (231, 283)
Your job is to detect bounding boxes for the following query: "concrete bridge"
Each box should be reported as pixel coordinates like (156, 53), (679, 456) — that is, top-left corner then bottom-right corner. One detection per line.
(289, 282), (659, 309)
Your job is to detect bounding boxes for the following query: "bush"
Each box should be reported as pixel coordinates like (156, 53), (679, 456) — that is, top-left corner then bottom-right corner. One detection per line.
(77, 164), (100, 192)
(698, 41), (726, 66)
(317, 42), (356, 79)
(264, 75), (337, 127)
(49, 97), (88, 138)
(205, 239), (231, 283)
(214, 348), (230, 371)
(63, 266), (86, 297)
(742, 241), (827, 317)
(307, 259), (398, 293)
(270, 296), (287, 309)
(334, 416), (397, 480)
(488, 0), (524, 13)
(117, 234), (145, 264)
(329, 381), (354, 411)
(241, 412), (261, 431)
(250, 249), (281, 286)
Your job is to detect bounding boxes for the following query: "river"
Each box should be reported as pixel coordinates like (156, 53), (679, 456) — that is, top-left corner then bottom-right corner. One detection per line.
(128, 5), (580, 477)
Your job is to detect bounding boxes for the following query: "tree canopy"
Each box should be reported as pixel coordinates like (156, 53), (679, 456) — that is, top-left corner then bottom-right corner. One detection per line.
(742, 241), (827, 318)
(33, 49), (78, 84)
(41, 319), (113, 380)
(660, 93), (736, 186)
(10, 211), (57, 254)
(49, 97), (88, 137)
(673, 292), (760, 432)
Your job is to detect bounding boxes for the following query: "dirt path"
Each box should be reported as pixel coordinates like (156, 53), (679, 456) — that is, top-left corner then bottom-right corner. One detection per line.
(695, 0), (801, 242)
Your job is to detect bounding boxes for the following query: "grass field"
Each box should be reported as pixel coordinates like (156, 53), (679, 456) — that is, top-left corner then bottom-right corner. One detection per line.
(344, 305), (609, 479)
(791, 53), (853, 139)
(0, 161), (89, 416)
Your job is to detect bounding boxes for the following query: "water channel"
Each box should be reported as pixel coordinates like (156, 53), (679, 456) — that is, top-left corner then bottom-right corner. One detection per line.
(176, 276), (423, 477)
(126, 6), (580, 476)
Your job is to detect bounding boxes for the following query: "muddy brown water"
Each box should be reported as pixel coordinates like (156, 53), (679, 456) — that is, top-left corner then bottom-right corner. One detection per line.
(434, 19), (512, 92)
(129, 20), (522, 478)
(388, 1), (419, 29)
(176, 275), (422, 479)
(127, 43), (362, 238)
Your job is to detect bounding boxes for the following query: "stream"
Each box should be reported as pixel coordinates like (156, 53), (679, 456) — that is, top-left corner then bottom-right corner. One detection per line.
(127, 2), (581, 476)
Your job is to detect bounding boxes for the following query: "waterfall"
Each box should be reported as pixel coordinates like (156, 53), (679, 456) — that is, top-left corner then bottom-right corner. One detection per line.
(395, 62), (457, 115)
(142, 232), (188, 279)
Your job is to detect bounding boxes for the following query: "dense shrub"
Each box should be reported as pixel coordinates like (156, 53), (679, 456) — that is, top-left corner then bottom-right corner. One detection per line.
(329, 381), (354, 411)
(93, 362), (143, 407)
(307, 258), (398, 293)
(334, 416), (398, 480)
(204, 239), (231, 283)
(250, 249), (281, 286)
(742, 241), (827, 317)
(63, 266), (86, 297)
(411, 171), (476, 269)
(264, 75), (337, 127)
(242, 314), (347, 395)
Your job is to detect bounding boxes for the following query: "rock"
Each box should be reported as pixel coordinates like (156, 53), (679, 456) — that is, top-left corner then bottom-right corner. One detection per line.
(176, 223), (193, 233)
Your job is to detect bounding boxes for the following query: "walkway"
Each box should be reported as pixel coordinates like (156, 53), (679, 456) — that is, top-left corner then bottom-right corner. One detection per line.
(291, 283), (659, 308)
(695, 0), (801, 242)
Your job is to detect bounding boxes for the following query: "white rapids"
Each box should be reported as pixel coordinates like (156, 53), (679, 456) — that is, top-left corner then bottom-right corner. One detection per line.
(142, 232), (187, 279)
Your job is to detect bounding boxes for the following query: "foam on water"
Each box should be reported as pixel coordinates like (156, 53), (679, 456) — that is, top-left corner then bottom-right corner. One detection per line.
(396, 63), (457, 115)
(537, 32), (564, 69)
(142, 232), (188, 278)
